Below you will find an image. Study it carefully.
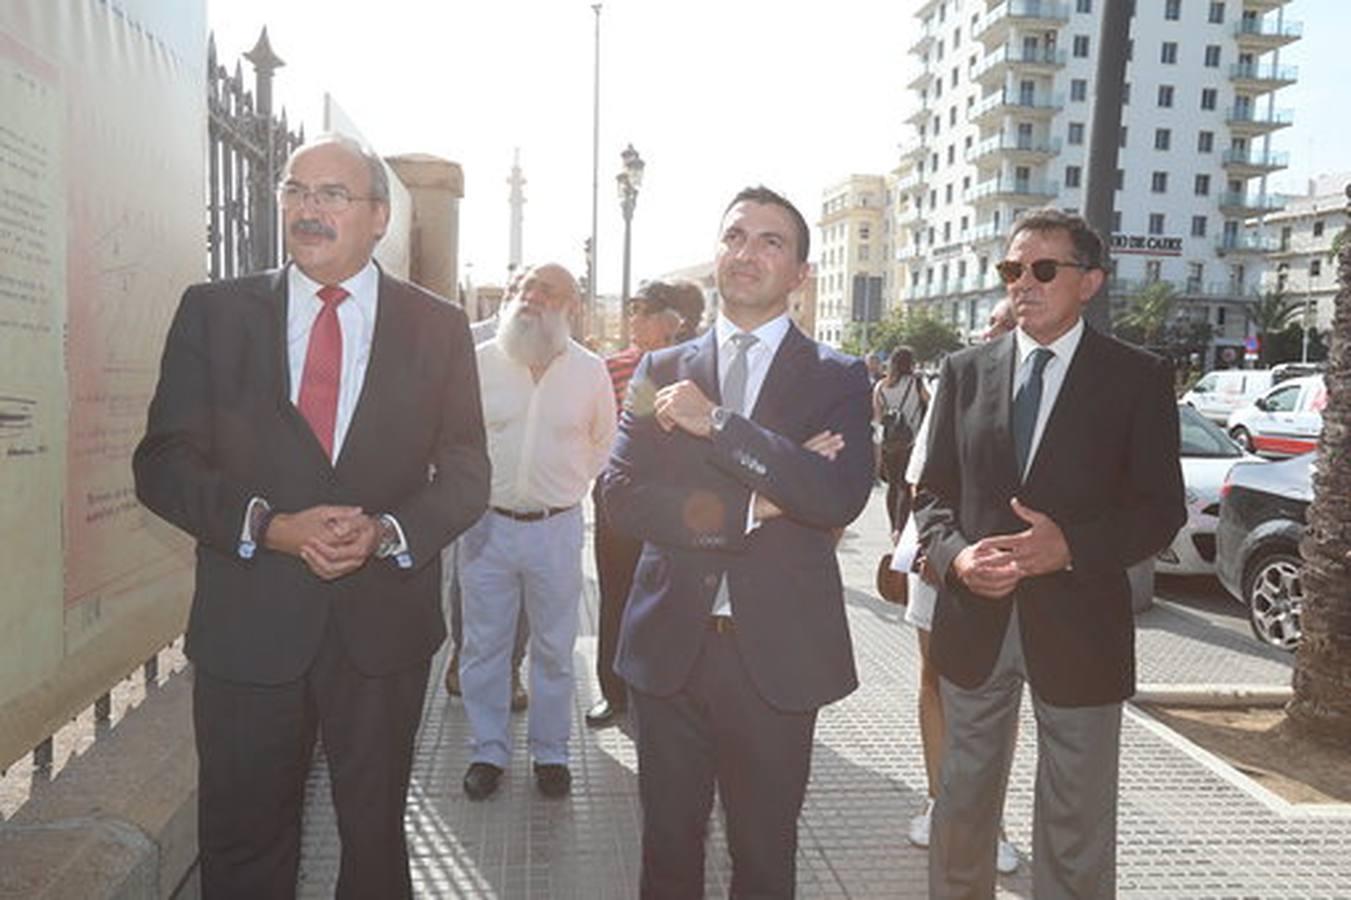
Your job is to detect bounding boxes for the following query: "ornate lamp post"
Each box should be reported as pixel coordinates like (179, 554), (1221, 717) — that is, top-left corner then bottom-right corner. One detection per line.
(617, 143), (645, 347)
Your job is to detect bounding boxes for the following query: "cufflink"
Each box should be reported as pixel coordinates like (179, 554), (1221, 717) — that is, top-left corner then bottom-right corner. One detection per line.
(710, 406), (732, 433)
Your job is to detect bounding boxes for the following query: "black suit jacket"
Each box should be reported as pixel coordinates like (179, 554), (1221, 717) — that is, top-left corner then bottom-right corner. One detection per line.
(133, 267), (490, 684)
(600, 325), (875, 713)
(916, 326), (1185, 706)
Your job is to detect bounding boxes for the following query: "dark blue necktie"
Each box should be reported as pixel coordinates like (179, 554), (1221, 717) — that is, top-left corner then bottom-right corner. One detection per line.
(1012, 348), (1053, 477)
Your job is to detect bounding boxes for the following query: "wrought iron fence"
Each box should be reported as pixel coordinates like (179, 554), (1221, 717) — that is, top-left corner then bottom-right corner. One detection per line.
(206, 28), (303, 280)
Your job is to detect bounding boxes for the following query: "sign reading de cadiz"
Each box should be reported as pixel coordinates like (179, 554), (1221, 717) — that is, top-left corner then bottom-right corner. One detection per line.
(1110, 234), (1183, 256)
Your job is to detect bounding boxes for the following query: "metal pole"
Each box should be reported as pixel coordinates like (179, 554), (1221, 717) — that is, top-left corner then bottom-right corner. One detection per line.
(589, 4), (602, 342)
(621, 193), (634, 346)
(1081, 0), (1131, 334)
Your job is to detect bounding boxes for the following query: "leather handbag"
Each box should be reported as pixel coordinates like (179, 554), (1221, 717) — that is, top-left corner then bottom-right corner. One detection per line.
(875, 553), (909, 605)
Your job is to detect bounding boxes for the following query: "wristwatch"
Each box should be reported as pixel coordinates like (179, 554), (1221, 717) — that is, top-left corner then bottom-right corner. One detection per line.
(710, 405), (732, 433)
(374, 514), (400, 559)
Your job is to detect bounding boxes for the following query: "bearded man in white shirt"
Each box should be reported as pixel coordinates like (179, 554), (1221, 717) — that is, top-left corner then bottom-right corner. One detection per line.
(458, 262), (616, 801)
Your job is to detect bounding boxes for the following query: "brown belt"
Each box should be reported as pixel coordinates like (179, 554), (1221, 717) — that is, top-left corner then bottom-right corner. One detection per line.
(709, 616), (735, 634)
(491, 505), (575, 522)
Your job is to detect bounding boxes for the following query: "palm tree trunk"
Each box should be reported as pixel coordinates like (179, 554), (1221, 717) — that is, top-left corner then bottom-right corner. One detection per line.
(1287, 198), (1351, 742)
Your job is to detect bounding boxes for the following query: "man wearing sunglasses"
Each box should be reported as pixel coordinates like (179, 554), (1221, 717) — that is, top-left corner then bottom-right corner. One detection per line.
(915, 208), (1185, 898)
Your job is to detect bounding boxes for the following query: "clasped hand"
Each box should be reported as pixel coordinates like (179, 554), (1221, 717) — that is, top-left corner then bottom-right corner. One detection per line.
(952, 498), (1070, 599)
(265, 505), (380, 581)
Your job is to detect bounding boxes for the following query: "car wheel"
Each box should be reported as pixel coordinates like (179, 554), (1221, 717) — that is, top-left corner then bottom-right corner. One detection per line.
(1230, 426), (1254, 452)
(1243, 548), (1303, 651)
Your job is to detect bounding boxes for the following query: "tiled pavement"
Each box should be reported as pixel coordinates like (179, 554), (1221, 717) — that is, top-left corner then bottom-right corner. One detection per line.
(296, 487), (1351, 898)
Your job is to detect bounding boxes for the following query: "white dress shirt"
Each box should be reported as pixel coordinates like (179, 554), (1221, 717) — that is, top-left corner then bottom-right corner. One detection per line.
(476, 339), (616, 511)
(287, 261), (379, 462)
(1012, 317), (1084, 479)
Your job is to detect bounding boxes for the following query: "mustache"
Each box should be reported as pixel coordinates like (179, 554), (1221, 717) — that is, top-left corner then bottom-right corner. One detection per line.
(291, 219), (337, 240)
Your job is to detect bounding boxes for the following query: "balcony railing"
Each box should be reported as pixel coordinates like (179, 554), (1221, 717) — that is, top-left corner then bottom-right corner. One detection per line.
(1234, 18), (1302, 40)
(1221, 148), (1290, 169)
(972, 89), (1064, 121)
(974, 0), (1071, 43)
(1229, 61), (1298, 85)
(1216, 234), (1280, 254)
(1218, 191), (1286, 213)
(1225, 106), (1294, 128)
(967, 134), (1061, 163)
(970, 176), (1060, 202)
(971, 45), (1067, 82)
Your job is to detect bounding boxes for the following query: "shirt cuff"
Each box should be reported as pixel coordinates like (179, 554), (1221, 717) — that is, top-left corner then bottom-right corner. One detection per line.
(380, 513), (414, 569)
(744, 493), (761, 535)
(238, 497), (270, 559)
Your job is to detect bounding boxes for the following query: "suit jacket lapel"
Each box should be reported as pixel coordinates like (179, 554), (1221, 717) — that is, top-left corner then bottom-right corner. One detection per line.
(1024, 324), (1101, 485)
(983, 332), (1018, 483)
(335, 269), (405, 473)
(750, 324), (812, 431)
(686, 330), (720, 403)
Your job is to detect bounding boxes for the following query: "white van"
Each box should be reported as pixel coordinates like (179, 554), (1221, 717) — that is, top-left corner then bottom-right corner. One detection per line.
(1181, 369), (1274, 424)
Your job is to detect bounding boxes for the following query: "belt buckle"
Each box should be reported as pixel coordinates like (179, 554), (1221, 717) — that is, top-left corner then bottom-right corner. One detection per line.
(710, 616), (734, 634)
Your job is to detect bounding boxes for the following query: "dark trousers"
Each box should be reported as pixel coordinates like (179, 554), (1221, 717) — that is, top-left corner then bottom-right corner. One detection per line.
(592, 482), (642, 706)
(632, 623), (817, 899)
(882, 443), (914, 532)
(193, 617), (430, 900)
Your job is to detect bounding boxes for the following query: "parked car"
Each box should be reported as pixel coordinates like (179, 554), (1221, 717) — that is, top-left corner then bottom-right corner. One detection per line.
(1180, 368), (1273, 424)
(1271, 361), (1325, 384)
(1157, 405), (1262, 576)
(1225, 375), (1325, 458)
(1215, 452), (1314, 651)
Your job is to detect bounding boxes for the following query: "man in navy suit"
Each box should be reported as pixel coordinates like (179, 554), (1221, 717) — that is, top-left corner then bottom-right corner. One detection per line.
(916, 209), (1185, 898)
(600, 186), (874, 897)
(134, 135), (489, 898)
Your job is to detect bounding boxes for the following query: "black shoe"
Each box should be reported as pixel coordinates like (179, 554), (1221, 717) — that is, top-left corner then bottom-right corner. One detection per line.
(585, 698), (626, 728)
(463, 762), (503, 801)
(533, 762), (572, 798)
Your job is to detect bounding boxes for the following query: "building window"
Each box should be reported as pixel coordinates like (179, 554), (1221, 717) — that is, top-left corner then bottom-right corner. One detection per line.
(1068, 122), (1085, 145)
(1200, 88), (1217, 111)
(1191, 215), (1208, 237)
(1204, 45), (1221, 67)
(859, 244), (869, 261)
(1217, 307), (1227, 326)
(1313, 219), (1325, 237)
(1112, 210), (1122, 231)
(952, 66), (959, 87)
(1154, 128), (1171, 150)
(1165, 0), (1181, 19)
(1158, 85), (1174, 107)
(949, 106), (957, 126)
(1311, 259), (1323, 278)
(1073, 35), (1090, 57)
(943, 222), (952, 242)
(1065, 165), (1082, 188)
(1122, 82), (1131, 105)
(947, 145), (956, 164)
(1077, 0), (1092, 12)
(1161, 42), (1178, 64)
(1071, 78), (1088, 101)
(1116, 168), (1125, 190)
(945, 184), (954, 203)
(1149, 213), (1166, 235)
(1146, 260), (1162, 282)
(859, 224), (870, 240)
(1187, 262), (1204, 292)
(1151, 171), (1168, 193)
(1197, 130), (1214, 153)
(1194, 174), (1211, 196)
(1209, 2), (1225, 24)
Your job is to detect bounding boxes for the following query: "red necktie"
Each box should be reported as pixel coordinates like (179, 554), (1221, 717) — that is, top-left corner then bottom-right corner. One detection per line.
(297, 285), (348, 459)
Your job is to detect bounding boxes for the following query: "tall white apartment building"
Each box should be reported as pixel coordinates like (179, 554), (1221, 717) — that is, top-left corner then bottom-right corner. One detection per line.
(817, 175), (891, 346)
(1254, 172), (1350, 333)
(896, 0), (1299, 363)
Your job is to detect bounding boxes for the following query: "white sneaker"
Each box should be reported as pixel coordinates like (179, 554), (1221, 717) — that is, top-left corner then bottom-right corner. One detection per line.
(996, 832), (1019, 875)
(908, 797), (934, 848)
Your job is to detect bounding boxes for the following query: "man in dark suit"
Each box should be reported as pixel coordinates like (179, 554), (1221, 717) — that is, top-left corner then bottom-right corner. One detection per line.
(600, 186), (875, 897)
(133, 134), (489, 899)
(915, 209), (1185, 899)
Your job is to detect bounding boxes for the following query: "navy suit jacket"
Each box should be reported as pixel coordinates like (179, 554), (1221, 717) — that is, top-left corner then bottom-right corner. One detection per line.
(600, 324), (875, 713)
(133, 266), (490, 685)
(915, 326), (1186, 706)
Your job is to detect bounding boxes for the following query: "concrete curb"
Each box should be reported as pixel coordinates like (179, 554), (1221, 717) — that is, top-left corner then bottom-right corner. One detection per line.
(0, 654), (198, 899)
(1133, 682), (1294, 707)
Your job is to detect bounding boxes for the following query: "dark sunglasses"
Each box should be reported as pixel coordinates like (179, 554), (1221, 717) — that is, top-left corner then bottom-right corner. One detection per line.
(995, 258), (1093, 285)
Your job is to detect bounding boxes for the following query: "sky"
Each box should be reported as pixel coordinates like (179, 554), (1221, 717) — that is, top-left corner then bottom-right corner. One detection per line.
(207, 0), (1348, 295)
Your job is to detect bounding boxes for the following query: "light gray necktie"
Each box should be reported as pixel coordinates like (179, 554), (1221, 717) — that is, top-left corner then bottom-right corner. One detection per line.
(722, 332), (758, 415)
(711, 332), (758, 618)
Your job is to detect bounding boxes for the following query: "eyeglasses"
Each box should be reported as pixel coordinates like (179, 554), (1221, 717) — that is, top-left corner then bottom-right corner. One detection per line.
(277, 183), (379, 213)
(995, 258), (1093, 285)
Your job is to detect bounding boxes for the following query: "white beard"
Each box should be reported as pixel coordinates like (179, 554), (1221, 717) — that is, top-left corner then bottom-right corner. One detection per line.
(497, 299), (569, 368)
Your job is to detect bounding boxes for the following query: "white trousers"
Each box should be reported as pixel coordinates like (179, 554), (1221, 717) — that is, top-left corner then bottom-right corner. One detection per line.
(458, 507), (583, 768)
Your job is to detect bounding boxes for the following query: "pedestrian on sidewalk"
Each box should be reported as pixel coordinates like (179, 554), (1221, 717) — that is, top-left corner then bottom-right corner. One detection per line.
(901, 298), (1020, 876)
(587, 279), (705, 728)
(133, 134), (490, 898)
(601, 186), (874, 897)
(916, 208), (1185, 898)
(458, 263), (615, 802)
(874, 344), (929, 532)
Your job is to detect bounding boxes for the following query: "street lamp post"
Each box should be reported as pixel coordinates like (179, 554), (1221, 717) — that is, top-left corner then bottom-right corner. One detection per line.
(616, 143), (645, 348)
